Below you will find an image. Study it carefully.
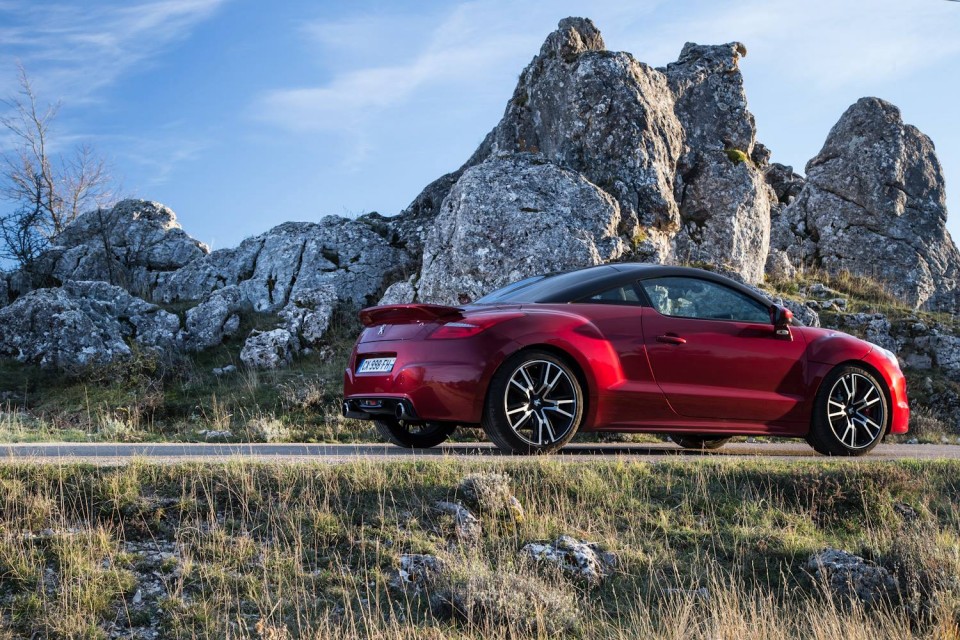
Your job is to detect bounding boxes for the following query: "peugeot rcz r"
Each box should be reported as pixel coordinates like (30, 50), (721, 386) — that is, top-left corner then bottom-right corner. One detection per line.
(342, 264), (909, 456)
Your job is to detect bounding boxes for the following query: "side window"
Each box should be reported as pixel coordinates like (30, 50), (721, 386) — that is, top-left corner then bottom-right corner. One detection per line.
(640, 277), (770, 323)
(580, 284), (642, 305)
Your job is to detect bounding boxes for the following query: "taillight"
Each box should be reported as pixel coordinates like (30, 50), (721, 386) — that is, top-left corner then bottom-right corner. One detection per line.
(428, 313), (523, 339)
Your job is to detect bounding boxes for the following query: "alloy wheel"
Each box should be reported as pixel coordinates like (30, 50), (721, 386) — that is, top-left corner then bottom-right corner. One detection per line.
(826, 372), (887, 450)
(503, 360), (578, 446)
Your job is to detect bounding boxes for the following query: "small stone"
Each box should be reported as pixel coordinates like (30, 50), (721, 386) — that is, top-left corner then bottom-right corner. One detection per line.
(521, 535), (616, 585)
(433, 501), (481, 544)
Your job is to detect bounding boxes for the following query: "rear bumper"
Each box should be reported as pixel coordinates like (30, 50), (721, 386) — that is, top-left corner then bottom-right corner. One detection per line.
(343, 339), (494, 424)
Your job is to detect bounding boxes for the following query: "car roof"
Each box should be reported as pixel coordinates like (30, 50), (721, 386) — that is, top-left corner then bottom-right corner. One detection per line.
(473, 263), (773, 305)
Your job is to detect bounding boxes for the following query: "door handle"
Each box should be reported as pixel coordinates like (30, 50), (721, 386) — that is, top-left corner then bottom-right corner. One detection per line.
(656, 334), (687, 345)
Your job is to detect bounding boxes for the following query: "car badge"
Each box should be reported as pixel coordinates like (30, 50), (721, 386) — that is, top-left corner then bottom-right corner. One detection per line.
(378, 325), (385, 336)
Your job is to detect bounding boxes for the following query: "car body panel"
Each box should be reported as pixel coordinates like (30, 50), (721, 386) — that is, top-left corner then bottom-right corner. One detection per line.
(343, 264), (910, 444)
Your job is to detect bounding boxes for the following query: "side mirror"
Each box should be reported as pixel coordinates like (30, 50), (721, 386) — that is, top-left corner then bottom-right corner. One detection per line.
(769, 305), (793, 340)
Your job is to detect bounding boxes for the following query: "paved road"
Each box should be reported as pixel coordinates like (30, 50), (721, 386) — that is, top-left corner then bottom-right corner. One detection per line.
(0, 442), (955, 464)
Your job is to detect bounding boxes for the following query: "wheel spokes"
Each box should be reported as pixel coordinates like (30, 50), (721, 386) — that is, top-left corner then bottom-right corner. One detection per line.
(826, 373), (886, 450)
(504, 360), (578, 447)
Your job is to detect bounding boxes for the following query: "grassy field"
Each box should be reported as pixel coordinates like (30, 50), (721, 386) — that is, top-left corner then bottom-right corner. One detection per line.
(0, 459), (958, 638)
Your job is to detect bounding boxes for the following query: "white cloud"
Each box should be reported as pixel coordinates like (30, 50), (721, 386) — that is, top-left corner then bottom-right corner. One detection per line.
(0, 0), (228, 103)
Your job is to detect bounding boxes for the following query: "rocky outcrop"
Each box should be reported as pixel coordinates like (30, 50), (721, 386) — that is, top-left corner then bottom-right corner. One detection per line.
(666, 42), (772, 283)
(771, 98), (960, 311)
(0, 281), (180, 369)
(239, 328), (296, 370)
(417, 155), (626, 305)
(26, 200), (208, 297)
(278, 285), (338, 347)
(491, 17), (684, 247)
(0, 274), (8, 308)
(183, 286), (245, 352)
(402, 19), (778, 297)
(155, 216), (410, 312)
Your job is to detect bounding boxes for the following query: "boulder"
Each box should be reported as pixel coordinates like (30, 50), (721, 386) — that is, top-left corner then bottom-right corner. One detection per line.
(27, 199), (208, 297)
(0, 281), (180, 370)
(416, 155), (625, 305)
(279, 285), (338, 346)
(155, 216), (410, 312)
(458, 473), (525, 522)
(772, 98), (960, 311)
(521, 535), (617, 585)
(433, 501), (482, 544)
(239, 329), (296, 370)
(392, 554), (446, 593)
(182, 286), (245, 352)
(378, 276), (417, 305)
(805, 548), (897, 604)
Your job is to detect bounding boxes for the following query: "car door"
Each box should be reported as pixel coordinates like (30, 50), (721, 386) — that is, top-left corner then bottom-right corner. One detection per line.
(639, 276), (809, 423)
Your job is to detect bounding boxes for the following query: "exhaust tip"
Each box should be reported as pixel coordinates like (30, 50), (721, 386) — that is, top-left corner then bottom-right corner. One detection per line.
(395, 402), (406, 420)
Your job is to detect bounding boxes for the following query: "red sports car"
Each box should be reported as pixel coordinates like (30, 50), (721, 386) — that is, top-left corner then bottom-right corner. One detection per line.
(342, 265), (909, 456)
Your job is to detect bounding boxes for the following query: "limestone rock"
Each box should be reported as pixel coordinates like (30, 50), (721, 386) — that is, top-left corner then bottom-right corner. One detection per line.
(279, 285), (338, 346)
(183, 286), (245, 352)
(459, 473), (525, 522)
(240, 329), (296, 370)
(378, 277), (417, 305)
(417, 155), (625, 305)
(433, 501), (481, 544)
(392, 554), (445, 593)
(521, 535), (617, 585)
(491, 17), (684, 244)
(772, 98), (960, 311)
(156, 216), (410, 312)
(665, 42), (771, 283)
(805, 548), (897, 604)
(0, 281), (180, 370)
(28, 199), (208, 297)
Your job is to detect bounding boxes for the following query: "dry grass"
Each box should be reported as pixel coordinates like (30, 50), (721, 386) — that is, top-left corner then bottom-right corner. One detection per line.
(0, 459), (957, 638)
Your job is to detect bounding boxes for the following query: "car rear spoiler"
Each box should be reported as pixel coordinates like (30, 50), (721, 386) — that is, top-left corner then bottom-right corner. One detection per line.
(359, 304), (464, 327)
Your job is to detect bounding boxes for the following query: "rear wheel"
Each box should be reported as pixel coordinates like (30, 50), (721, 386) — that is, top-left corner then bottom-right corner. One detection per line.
(482, 350), (584, 455)
(807, 365), (888, 456)
(669, 435), (732, 451)
(374, 418), (455, 449)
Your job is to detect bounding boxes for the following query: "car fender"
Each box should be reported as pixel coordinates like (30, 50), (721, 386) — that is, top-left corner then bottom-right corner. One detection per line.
(475, 308), (621, 428)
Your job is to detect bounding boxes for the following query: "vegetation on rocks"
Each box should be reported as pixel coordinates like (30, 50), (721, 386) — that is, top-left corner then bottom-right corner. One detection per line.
(0, 459), (957, 638)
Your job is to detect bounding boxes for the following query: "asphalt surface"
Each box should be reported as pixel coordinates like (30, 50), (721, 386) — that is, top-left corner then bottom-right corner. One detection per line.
(0, 442), (955, 464)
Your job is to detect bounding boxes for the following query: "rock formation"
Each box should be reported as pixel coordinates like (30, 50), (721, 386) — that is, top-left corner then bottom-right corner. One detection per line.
(23, 199), (208, 298)
(155, 215), (409, 311)
(417, 155), (626, 305)
(403, 18), (776, 302)
(0, 281), (180, 369)
(771, 98), (960, 310)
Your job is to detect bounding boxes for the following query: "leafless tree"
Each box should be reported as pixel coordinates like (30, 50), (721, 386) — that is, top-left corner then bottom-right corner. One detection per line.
(0, 63), (114, 267)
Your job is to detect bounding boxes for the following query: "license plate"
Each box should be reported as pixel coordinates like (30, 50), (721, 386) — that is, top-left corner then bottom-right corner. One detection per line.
(357, 357), (396, 374)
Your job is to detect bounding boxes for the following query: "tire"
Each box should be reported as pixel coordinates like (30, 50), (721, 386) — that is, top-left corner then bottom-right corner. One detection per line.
(374, 418), (455, 449)
(807, 364), (889, 456)
(482, 350), (584, 455)
(669, 435), (732, 450)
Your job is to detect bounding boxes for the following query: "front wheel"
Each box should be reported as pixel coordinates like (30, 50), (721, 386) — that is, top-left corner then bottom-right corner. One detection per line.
(807, 365), (889, 456)
(374, 418), (455, 448)
(482, 350), (584, 455)
(669, 435), (732, 451)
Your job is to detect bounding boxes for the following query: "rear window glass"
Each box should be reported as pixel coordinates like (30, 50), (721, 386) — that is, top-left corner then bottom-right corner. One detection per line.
(578, 284), (642, 305)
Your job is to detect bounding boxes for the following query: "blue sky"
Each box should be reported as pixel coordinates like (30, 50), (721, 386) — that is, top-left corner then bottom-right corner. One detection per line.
(1, 0), (959, 251)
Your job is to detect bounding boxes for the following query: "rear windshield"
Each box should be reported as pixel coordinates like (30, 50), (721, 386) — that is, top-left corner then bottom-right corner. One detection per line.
(473, 267), (621, 304)
(474, 275), (547, 303)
